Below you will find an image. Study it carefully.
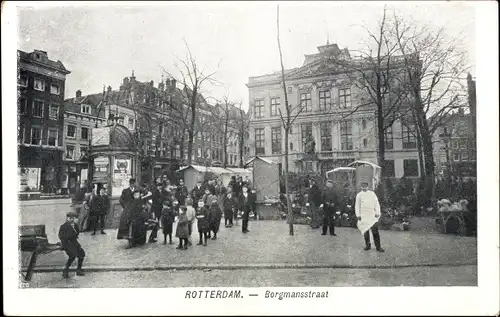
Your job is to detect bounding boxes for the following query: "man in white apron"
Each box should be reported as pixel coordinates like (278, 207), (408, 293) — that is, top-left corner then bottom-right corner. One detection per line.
(355, 181), (385, 252)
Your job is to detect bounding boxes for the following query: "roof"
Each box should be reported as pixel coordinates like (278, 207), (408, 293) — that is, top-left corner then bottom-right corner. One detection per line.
(347, 160), (381, 170)
(226, 168), (252, 174)
(92, 123), (136, 151)
(177, 165), (232, 175)
(331, 167), (356, 172)
(244, 156), (277, 166)
(18, 49), (70, 74)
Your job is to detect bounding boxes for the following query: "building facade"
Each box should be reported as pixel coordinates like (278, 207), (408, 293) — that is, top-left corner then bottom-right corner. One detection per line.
(246, 43), (421, 178)
(62, 90), (107, 194)
(18, 49), (70, 194)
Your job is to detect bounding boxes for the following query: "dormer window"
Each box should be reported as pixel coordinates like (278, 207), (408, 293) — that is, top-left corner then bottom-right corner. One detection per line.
(18, 76), (28, 87)
(50, 84), (60, 95)
(81, 104), (91, 114)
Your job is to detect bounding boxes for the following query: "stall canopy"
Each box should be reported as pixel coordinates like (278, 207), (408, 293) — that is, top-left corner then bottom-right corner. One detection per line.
(176, 165), (252, 191)
(347, 160), (382, 191)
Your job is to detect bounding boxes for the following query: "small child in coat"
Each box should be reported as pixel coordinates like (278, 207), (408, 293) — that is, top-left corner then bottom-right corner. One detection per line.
(209, 196), (223, 240)
(161, 200), (176, 245)
(175, 206), (189, 250)
(223, 192), (236, 228)
(195, 200), (211, 246)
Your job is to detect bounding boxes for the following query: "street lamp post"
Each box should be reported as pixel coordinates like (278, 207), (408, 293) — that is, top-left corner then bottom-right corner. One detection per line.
(440, 131), (453, 180)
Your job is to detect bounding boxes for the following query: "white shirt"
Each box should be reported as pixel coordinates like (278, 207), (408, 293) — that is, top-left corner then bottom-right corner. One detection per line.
(355, 190), (381, 234)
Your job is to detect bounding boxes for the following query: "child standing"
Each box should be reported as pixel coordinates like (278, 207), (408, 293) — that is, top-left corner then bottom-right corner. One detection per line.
(185, 197), (196, 246)
(209, 196), (222, 240)
(161, 200), (176, 245)
(175, 206), (189, 250)
(195, 200), (211, 246)
(223, 192), (236, 228)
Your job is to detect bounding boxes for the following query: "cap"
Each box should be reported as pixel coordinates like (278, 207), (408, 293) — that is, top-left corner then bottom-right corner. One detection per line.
(67, 211), (78, 218)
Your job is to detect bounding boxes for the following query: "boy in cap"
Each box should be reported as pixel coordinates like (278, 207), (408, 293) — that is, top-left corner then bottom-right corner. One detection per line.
(161, 199), (176, 245)
(58, 211), (86, 278)
(355, 181), (384, 252)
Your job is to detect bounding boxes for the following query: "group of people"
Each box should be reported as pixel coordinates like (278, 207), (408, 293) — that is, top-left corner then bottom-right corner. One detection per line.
(115, 175), (257, 251)
(306, 178), (385, 252)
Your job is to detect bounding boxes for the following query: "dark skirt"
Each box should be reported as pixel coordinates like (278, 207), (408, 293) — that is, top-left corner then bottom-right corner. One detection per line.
(224, 209), (233, 219)
(210, 219), (221, 233)
(162, 222), (173, 235)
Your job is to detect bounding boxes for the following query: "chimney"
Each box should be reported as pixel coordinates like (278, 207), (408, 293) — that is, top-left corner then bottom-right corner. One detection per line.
(171, 79), (176, 90)
(107, 85), (112, 93)
(76, 90), (82, 98)
(123, 77), (129, 87)
(158, 81), (165, 91)
(150, 80), (154, 87)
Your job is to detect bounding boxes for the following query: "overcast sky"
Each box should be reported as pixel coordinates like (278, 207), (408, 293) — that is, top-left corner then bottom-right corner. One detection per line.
(17, 1), (475, 110)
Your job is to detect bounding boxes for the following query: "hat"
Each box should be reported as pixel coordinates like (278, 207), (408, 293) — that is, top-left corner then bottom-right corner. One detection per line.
(66, 211), (78, 218)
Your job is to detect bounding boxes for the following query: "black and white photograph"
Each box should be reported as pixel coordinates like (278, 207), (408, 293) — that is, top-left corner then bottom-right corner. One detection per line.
(3, 1), (498, 315)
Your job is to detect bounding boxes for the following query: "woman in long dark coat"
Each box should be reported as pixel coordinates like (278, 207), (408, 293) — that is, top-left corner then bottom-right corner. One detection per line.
(117, 189), (148, 248)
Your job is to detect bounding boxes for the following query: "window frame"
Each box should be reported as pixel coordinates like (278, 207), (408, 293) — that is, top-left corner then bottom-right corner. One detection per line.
(50, 83), (60, 95)
(254, 99), (265, 118)
(20, 98), (29, 115)
(270, 97), (280, 117)
(403, 159), (419, 177)
(254, 127), (265, 155)
(81, 127), (89, 140)
(320, 121), (332, 151)
(30, 126), (42, 145)
(402, 122), (417, 149)
(67, 124), (77, 138)
(271, 126), (282, 154)
(301, 123), (313, 150)
(318, 90), (332, 112)
(340, 120), (353, 150)
(49, 104), (59, 120)
(81, 104), (91, 114)
(339, 88), (351, 109)
(65, 145), (75, 160)
(32, 100), (44, 118)
(34, 78), (46, 92)
(383, 159), (396, 177)
(47, 128), (59, 147)
(80, 146), (88, 159)
(18, 75), (28, 88)
(300, 92), (312, 113)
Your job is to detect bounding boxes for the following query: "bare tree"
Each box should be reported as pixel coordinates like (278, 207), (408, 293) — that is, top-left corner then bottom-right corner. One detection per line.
(391, 11), (469, 204)
(161, 40), (221, 165)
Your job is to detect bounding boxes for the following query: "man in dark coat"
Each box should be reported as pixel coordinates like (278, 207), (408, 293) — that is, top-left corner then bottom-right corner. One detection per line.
(175, 179), (189, 206)
(321, 180), (338, 236)
(151, 183), (164, 223)
(191, 182), (205, 209)
(89, 187), (102, 235)
(308, 178), (322, 229)
(59, 211), (86, 278)
(119, 178), (137, 209)
(239, 185), (252, 233)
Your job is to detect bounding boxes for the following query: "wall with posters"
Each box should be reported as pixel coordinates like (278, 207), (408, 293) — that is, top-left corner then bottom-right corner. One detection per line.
(18, 167), (41, 192)
(112, 156), (132, 197)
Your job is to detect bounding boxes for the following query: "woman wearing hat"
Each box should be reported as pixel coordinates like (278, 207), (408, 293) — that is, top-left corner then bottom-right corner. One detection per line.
(117, 189), (149, 248)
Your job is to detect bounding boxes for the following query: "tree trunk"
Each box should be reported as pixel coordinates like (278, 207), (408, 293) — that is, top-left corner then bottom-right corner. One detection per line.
(223, 115), (229, 168)
(376, 98), (386, 203)
(284, 128), (294, 236)
(187, 130), (194, 165)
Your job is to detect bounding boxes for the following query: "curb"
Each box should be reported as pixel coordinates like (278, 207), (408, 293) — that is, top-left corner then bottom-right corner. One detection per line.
(22, 261), (477, 273)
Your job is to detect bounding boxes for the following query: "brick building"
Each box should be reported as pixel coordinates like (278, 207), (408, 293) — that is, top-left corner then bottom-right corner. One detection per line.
(18, 49), (70, 195)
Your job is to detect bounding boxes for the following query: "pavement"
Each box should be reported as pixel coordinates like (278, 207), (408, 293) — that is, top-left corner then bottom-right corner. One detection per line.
(22, 265), (478, 288)
(19, 199), (477, 272)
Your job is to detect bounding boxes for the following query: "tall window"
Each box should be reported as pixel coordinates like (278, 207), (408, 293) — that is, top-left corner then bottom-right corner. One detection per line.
(20, 99), (28, 115)
(80, 146), (88, 159)
(319, 90), (331, 111)
(339, 88), (351, 108)
(18, 75), (28, 87)
(255, 128), (265, 155)
(301, 123), (313, 150)
(81, 127), (89, 140)
(270, 97), (280, 117)
(34, 78), (45, 91)
(384, 126), (394, 150)
(254, 100), (264, 118)
(300, 92), (312, 112)
(47, 129), (58, 146)
(128, 118), (134, 130)
(49, 104), (59, 119)
(340, 120), (353, 150)
(30, 126), (42, 145)
(320, 122), (332, 151)
(32, 100), (43, 117)
(67, 125), (76, 138)
(66, 145), (75, 160)
(402, 123), (417, 149)
(271, 127), (282, 154)
(50, 83), (60, 95)
(403, 159), (419, 177)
